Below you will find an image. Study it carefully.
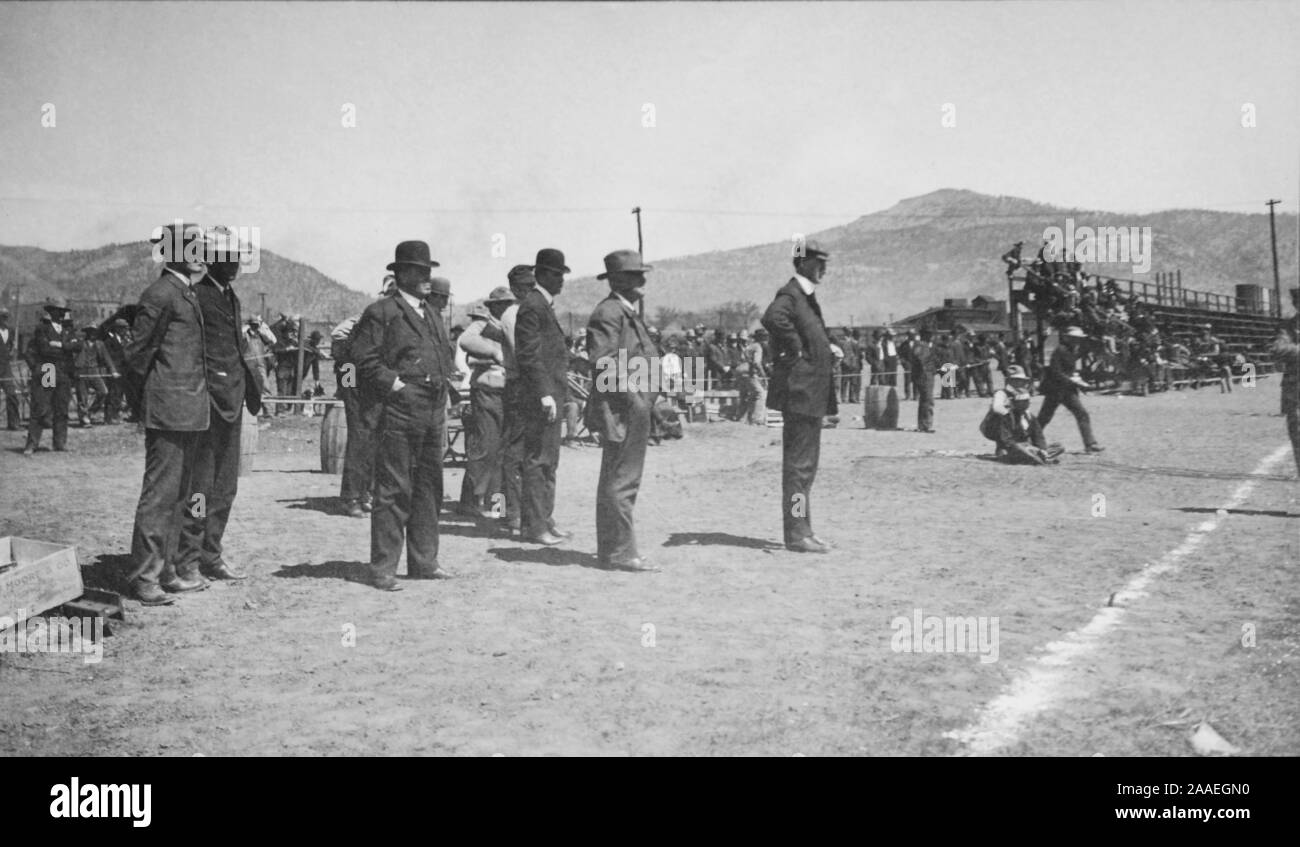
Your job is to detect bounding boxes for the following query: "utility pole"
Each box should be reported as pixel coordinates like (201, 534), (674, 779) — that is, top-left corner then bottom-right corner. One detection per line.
(1267, 199), (1282, 318)
(632, 206), (644, 319)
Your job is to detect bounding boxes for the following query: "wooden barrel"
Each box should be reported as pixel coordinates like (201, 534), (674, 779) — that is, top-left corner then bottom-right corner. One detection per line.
(239, 407), (258, 476)
(320, 403), (347, 474)
(863, 385), (899, 430)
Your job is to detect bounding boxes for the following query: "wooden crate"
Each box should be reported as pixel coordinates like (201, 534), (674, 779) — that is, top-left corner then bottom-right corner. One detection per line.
(0, 537), (84, 627)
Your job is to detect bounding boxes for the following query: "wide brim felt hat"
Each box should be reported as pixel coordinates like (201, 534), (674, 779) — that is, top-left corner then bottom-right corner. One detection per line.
(597, 249), (653, 280)
(386, 240), (441, 271)
(204, 226), (254, 258)
(486, 286), (516, 303)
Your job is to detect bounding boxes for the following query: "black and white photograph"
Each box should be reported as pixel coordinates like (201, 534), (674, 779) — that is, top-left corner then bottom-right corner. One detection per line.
(1, 0), (1297, 780)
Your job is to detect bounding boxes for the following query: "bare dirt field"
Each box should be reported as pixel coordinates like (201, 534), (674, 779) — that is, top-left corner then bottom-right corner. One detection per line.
(1, 382), (1296, 756)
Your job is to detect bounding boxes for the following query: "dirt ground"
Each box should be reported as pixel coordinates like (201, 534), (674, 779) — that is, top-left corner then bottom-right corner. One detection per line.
(1, 381), (1296, 756)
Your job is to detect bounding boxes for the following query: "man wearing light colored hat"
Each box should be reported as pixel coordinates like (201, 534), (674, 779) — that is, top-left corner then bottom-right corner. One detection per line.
(123, 221), (211, 604)
(762, 237), (837, 553)
(351, 240), (456, 589)
(1037, 326), (1103, 453)
(171, 227), (265, 585)
(457, 286), (515, 518)
(585, 249), (659, 571)
(983, 366), (1062, 465)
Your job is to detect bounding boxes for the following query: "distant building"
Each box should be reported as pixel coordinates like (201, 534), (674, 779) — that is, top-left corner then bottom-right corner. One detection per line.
(895, 295), (1040, 336)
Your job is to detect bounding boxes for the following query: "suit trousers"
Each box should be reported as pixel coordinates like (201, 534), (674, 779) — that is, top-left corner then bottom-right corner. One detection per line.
(460, 383), (504, 510)
(781, 412), (822, 544)
(501, 380), (526, 529)
(176, 412), (240, 577)
(916, 373), (935, 431)
(128, 428), (200, 589)
(1037, 387), (1098, 449)
(340, 385), (376, 502)
(25, 371), (71, 450)
(2, 367), (19, 429)
(371, 383), (446, 581)
(521, 401), (562, 537)
(596, 399), (651, 564)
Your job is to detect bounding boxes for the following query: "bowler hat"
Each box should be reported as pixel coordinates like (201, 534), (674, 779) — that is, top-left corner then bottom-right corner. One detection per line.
(429, 277), (452, 296)
(597, 249), (652, 280)
(533, 248), (570, 275)
(386, 240), (440, 272)
(486, 286), (516, 303)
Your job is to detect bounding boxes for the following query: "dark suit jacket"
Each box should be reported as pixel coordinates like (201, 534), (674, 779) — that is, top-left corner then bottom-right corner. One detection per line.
(0, 324), (14, 375)
(585, 294), (656, 443)
(514, 288), (568, 406)
(194, 274), (264, 420)
(125, 270), (210, 431)
(351, 292), (454, 409)
(25, 320), (81, 377)
(761, 278), (837, 418)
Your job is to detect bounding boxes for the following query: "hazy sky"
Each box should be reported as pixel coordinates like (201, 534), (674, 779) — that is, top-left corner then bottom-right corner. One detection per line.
(1, 1), (1297, 301)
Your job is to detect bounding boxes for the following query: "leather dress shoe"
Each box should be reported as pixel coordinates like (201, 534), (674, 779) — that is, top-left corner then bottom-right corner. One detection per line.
(411, 565), (457, 580)
(785, 537), (830, 554)
(162, 574), (210, 593)
(204, 562), (248, 581)
(360, 497), (373, 513)
(344, 499), (366, 518)
(372, 576), (403, 592)
(598, 557), (660, 573)
(1086, 444), (1105, 453)
(811, 535), (835, 549)
(135, 584), (176, 606)
(523, 530), (565, 546)
(549, 524), (574, 540)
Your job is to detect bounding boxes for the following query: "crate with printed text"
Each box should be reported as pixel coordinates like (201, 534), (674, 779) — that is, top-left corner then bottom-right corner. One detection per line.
(0, 537), (84, 627)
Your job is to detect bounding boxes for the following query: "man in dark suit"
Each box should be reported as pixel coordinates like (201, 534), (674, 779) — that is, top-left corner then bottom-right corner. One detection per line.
(910, 329), (938, 433)
(124, 222), (212, 605)
(498, 264), (538, 537)
(585, 250), (660, 572)
(174, 227), (265, 585)
(762, 238), (837, 554)
(23, 301), (81, 453)
(351, 240), (456, 590)
(513, 248), (572, 546)
(0, 308), (19, 430)
(1037, 326), (1103, 453)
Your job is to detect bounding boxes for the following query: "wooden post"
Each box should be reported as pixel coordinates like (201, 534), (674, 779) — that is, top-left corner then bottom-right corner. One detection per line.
(295, 316), (306, 397)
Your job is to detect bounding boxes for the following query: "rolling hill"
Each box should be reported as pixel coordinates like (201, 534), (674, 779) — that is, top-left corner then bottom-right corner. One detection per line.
(0, 242), (372, 325)
(560, 189), (1299, 328)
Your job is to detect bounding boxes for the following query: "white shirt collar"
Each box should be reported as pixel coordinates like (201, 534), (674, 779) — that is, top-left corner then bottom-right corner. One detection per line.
(793, 274), (817, 296)
(397, 288), (425, 314)
(614, 293), (637, 314)
(164, 266), (193, 287)
(536, 286), (554, 307)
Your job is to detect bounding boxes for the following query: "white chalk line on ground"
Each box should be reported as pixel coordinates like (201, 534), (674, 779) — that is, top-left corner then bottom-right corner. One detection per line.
(945, 442), (1295, 755)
